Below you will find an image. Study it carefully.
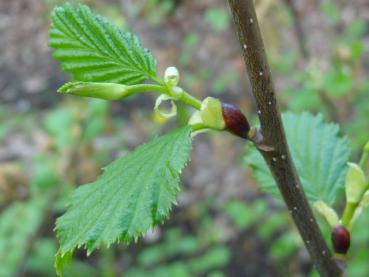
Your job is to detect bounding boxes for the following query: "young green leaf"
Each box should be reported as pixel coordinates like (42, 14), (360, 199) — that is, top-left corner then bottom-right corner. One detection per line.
(345, 162), (367, 204)
(49, 4), (157, 84)
(314, 200), (339, 227)
(55, 127), (192, 273)
(245, 112), (350, 205)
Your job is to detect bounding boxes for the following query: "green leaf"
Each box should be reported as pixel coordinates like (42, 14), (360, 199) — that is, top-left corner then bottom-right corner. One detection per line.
(55, 127), (192, 271)
(49, 4), (157, 84)
(245, 112), (350, 205)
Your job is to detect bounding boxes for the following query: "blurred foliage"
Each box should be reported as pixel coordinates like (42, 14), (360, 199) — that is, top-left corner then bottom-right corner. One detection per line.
(0, 198), (47, 277)
(204, 7), (230, 33)
(273, 11), (368, 150)
(246, 112), (350, 205)
(1, 0), (369, 276)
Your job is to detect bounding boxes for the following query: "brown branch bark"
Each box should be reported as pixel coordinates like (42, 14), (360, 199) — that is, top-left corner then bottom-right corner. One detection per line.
(227, 1), (343, 276)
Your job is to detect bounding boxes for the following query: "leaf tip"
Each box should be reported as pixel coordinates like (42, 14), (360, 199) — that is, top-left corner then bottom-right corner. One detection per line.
(57, 82), (81, 94)
(55, 249), (73, 277)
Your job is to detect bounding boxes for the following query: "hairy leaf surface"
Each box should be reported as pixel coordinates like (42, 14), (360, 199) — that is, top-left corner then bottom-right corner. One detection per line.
(245, 112), (350, 205)
(55, 127), (192, 271)
(49, 4), (157, 84)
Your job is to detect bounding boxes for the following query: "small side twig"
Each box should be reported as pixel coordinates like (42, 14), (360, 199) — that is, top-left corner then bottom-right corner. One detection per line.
(227, 1), (343, 276)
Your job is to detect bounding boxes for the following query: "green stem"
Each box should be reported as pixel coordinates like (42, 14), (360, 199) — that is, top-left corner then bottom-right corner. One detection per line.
(359, 151), (369, 169)
(127, 84), (202, 110)
(342, 202), (357, 228)
(126, 84), (168, 95)
(190, 123), (209, 132)
(179, 90), (202, 110)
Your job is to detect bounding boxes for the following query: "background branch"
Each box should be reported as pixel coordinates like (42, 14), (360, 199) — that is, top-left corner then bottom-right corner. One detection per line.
(227, 1), (343, 276)
(282, 0), (309, 58)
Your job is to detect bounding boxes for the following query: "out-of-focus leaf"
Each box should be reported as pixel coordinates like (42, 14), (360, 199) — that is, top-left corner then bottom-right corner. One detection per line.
(345, 163), (367, 204)
(323, 70), (353, 97)
(224, 200), (267, 231)
(188, 246), (231, 273)
(245, 112), (350, 205)
(320, 1), (340, 25)
(270, 232), (299, 261)
(0, 198), (47, 277)
(43, 107), (75, 150)
(204, 8), (230, 33)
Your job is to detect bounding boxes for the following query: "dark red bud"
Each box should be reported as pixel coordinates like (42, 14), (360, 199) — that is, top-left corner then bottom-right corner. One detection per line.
(221, 103), (250, 139)
(331, 225), (350, 254)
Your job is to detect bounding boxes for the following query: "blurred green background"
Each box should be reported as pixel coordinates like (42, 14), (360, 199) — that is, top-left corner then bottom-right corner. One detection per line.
(1, 0), (369, 276)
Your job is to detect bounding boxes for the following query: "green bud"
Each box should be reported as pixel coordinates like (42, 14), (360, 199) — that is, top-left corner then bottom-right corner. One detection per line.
(188, 98), (250, 139)
(164, 66), (180, 87)
(314, 200), (339, 227)
(200, 97), (225, 131)
(345, 162), (367, 204)
(58, 82), (129, 100)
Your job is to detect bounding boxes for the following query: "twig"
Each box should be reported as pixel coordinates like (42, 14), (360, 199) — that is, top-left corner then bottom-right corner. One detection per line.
(227, 1), (343, 276)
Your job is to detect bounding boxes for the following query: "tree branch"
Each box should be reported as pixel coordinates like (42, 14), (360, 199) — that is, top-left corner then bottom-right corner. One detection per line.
(227, 1), (343, 276)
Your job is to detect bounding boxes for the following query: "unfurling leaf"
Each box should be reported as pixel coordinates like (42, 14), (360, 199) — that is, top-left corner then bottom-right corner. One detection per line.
(314, 200), (339, 227)
(58, 82), (129, 100)
(345, 162), (367, 204)
(49, 4), (157, 85)
(55, 127), (192, 273)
